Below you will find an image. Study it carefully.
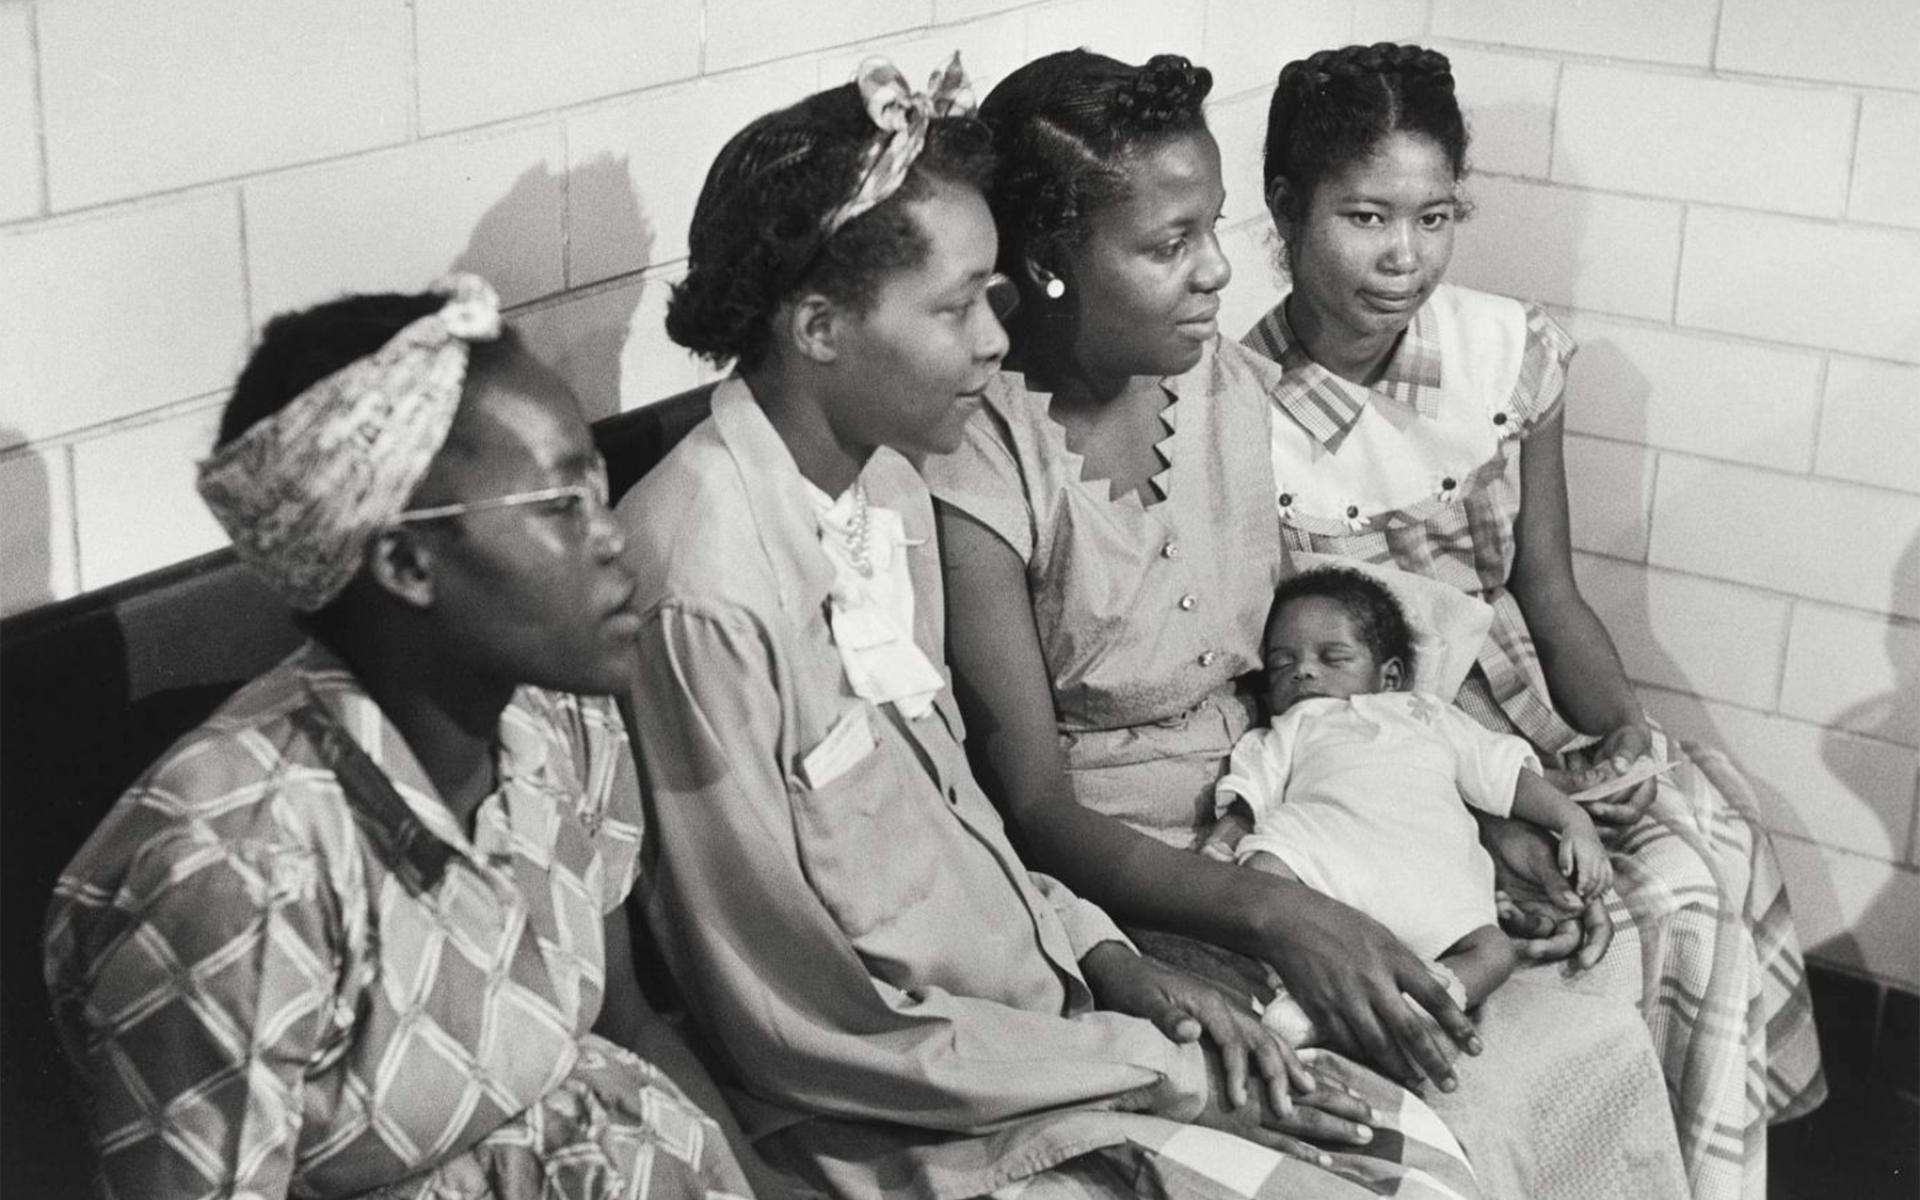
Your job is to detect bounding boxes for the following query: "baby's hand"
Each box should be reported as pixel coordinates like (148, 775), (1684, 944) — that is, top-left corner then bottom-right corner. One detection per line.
(1557, 812), (1613, 898)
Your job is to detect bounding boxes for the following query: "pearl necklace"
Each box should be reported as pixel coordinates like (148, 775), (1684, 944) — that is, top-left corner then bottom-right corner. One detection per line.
(845, 479), (874, 578)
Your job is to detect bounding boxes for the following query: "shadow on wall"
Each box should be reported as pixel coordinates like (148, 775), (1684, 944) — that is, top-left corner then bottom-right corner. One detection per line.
(452, 153), (657, 422)
(0, 428), (56, 617)
(1811, 530), (1920, 979)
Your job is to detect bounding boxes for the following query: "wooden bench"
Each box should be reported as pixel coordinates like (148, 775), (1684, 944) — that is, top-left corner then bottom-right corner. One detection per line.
(0, 383), (716, 1196)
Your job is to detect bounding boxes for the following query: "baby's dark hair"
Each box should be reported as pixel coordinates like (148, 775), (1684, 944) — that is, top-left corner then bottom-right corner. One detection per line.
(218, 290), (522, 446)
(666, 82), (995, 372)
(980, 50), (1212, 315)
(1270, 565), (1416, 672)
(1262, 42), (1469, 229)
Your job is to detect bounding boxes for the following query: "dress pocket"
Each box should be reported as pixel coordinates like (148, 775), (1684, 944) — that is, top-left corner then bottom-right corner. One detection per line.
(788, 720), (937, 939)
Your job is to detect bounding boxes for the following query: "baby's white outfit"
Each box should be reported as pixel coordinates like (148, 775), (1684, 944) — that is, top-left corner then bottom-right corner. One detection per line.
(1218, 690), (1539, 960)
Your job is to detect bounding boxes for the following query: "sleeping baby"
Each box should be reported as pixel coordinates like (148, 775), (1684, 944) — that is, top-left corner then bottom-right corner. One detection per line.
(1210, 565), (1610, 1045)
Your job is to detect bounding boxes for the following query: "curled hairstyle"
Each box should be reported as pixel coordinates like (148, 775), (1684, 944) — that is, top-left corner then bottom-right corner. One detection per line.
(666, 83), (994, 372)
(1262, 42), (1469, 229)
(979, 50), (1212, 309)
(219, 291), (522, 447)
(1270, 566), (1416, 675)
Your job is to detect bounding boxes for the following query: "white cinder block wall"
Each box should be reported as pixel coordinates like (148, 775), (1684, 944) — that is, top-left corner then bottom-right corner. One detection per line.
(2, 0), (1915, 988)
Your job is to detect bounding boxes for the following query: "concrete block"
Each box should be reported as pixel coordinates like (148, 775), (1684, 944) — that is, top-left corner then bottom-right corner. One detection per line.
(36, 0), (409, 210)
(0, 4), (40, 222)
(1782, 602), (1920, 749)
(1718, 0), (1920, 92)
(1433, 0), (1717, 67)
(0, 445), (77, 616)
(1678, 208), (1920, 363)
(814, 13), (1031, 97)
(1554, 64), (1851, 218)
(1202, 0), (1353, 101)
(1559, 313), (1823, 474)
(1649, 455), (1920, 619)
(71, 406), (227, 592)
(1851, 93), (1920, 230)
(1818, 358), (1920, 495)
(706, 0), (931, 74)
(1219, 217), (1285, 346)
(0, 193), (247, 446)
(934, 0), (1034, 20)
(245, 125), (566, 327)
(1348, 0), (1432, 45)
(1209, 91), (1269, 252)
(416, 0), (701, 134)
(1564, 434), (1653, 560)
(1445, 46), (1557, 180)
(565, 60), (820, 282)
(1448, 176), (1682, 322)
(1643, 692), (1915, 872)
(1026, 0), (1208, 68)
(1772, 837), (1920, 990)
(512, 274), (700, 423)
(1574, 554), (1790, 710)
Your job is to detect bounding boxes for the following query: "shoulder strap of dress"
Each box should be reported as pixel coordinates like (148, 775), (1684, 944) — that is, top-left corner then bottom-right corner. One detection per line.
(290, 699), (456, 889)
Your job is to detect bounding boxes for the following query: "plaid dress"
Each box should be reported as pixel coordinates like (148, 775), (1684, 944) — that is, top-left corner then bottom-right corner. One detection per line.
(44, 645), (751, 1200)
(1246, 285), (1827, 1200)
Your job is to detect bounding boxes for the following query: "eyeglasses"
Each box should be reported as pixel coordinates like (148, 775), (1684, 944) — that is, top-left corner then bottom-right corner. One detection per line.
(394, 462), (611, 526)
(984, 272), (1021, 322)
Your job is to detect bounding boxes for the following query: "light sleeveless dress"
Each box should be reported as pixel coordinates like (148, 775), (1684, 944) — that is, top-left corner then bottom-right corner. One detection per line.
(1246, 283), (1827, 1200)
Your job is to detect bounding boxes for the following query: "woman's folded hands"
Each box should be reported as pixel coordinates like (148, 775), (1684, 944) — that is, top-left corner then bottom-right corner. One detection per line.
(1078, 942), (1374, 1164)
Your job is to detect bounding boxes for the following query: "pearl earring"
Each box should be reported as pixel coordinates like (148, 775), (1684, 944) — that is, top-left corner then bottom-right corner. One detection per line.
(1044, 278), (1066, 300)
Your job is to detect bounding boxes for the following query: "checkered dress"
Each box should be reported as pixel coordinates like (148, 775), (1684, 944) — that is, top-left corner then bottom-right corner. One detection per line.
(44, 644), (750, 1200)
(1247, 286), (1826, 1200)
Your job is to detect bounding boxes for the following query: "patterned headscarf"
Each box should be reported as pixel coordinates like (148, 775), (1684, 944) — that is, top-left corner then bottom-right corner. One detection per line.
(196, 274), (503, 612)
(821, 53), (976, 234)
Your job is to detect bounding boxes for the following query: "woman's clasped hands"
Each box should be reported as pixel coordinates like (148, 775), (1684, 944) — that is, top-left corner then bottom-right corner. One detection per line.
(1079, 942), (1375, 1168)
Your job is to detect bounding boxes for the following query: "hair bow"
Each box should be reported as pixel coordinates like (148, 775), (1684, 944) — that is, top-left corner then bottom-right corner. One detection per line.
(821, 52), (975, 235)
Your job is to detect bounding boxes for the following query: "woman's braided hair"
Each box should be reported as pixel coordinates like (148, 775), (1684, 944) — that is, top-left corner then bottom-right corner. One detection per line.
(1262, 42), (1469, 228)
(666, 82), (993, 371)
(979, 50), (1213, 309)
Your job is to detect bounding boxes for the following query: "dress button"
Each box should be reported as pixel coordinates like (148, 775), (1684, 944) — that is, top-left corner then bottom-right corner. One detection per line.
(1197, 650), (1218, 667)
(1178, 594), (1198, 611)
(1162, 541), (1180, 559)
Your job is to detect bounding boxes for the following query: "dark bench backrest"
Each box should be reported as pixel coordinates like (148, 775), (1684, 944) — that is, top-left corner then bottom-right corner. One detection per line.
(0, 382), (715, 1195)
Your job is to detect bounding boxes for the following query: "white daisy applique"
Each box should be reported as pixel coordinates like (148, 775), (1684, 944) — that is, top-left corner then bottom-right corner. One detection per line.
(1407, 692), (1442, 724)
(1277, 488), (1297, 521)
(1491, 401), (1523, 440)
(1434, 473), (1462, 504)
(1338, 500), (1368, 533)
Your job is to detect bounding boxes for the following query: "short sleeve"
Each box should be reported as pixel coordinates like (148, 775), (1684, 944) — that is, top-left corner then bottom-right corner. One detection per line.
(47, 833), (338, 1199)
(1432, 700), (1538, 817)
(539, 689), (645, 912)
(1510, 302), (1576, 429)
(1214, 724), (1293, 824)
(922, 402), (1036, 563)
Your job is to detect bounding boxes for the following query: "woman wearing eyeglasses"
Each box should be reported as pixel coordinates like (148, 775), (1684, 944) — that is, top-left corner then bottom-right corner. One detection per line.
(43, 276), (762, 1200)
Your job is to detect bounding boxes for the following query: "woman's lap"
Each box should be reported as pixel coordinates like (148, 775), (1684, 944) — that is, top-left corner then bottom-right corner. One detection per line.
(1423, 967), (1687, 1200)
(1566, 731), (1825, 1200)
(997, 1060), (1481, 1200)
(372, 1035), (753, 1200)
